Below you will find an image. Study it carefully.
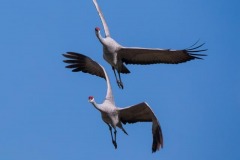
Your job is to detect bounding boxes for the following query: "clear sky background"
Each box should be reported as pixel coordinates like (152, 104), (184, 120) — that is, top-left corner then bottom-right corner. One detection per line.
(0, 0), (239, 159)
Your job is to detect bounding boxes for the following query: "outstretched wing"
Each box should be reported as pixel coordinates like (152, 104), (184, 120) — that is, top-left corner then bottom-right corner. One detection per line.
(118, 102), (163, 152)
(118, 43), (207, 65)
(63, 52), (106, 80)
(93, 0), (110, 37)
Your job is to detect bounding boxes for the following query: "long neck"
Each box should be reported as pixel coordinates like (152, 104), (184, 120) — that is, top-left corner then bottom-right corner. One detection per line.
(96, 31), (105, 45)
(102, 66), (114, 103)
(90, 101), (103, 112)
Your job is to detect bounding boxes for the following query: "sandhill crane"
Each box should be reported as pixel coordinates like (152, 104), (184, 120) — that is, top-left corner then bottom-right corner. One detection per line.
(93, 0), (207, 89)
(63, 52), (163, 153)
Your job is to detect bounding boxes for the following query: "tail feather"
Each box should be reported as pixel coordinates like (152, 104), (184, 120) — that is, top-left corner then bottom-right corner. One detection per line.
(120, 64), (130, 74)
(122, 127), (128, 135)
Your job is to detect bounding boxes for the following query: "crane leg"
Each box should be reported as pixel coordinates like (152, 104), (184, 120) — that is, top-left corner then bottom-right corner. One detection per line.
(114, 128), (118, 148)
(117, 71), (124, 89)
(113, 128), (117, 149)
(112, 67), (123, 89)
(114, 128), (117, 144)
(107, 124), (117, 149)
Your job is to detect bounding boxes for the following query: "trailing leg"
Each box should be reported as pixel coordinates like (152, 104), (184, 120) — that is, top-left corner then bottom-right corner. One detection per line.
(112, 67), (123, 89)
(107, 124), (117, 149)
(113, 128), (118, 148)
(117, 71), (124, 89)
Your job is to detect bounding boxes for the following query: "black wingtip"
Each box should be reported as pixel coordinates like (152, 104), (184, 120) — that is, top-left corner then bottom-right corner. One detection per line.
(184, 41), (208, 60)
(185, 40), (207, 52)
(152, 123), (163, 153)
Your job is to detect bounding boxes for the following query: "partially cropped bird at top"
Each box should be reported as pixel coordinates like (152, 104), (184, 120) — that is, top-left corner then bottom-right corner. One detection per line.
(63, 52), (163, 153)
(93, 0), (207, 89)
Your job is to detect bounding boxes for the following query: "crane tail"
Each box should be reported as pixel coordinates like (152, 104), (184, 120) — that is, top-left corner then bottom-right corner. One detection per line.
(120, 64), (130, 74)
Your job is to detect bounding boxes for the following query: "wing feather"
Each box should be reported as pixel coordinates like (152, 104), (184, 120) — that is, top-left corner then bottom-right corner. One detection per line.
(63, 52), (106, 80)
(118, 102), (163, 152)
(118, 43), (207, 65)
(119, 102), (153, 124)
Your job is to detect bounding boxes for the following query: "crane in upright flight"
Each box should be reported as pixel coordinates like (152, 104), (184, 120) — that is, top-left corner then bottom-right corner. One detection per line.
(63, 52), (163, 153)
(93, 0), (207, 89)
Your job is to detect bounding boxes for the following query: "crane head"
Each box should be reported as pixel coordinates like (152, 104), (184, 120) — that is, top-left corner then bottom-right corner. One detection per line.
(95, 27), (100, 32)
(88, 96), (95, 103)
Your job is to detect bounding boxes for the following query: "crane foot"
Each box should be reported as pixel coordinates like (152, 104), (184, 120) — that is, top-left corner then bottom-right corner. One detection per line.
(112, 140), (117, 149)
(117, 81), (124, 89)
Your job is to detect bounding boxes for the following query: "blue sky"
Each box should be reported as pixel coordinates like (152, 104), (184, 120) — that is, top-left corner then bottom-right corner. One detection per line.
(0, 0), (239, 159)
